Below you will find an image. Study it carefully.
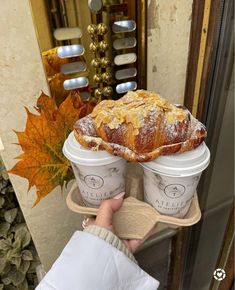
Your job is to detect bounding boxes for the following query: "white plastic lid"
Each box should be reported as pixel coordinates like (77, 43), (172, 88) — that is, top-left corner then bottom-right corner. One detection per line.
(141, 142), (210, 177)
(63, 132), (121, 166)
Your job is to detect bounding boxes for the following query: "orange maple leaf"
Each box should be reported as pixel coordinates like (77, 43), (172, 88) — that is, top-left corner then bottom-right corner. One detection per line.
(9, 91), (94, 206)
(48, 73), (92, 106)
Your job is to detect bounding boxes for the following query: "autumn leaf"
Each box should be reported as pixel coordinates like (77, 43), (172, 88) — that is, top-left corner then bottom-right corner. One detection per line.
(41, 47), (92, 106)
(48, 73), (92, 106)
(9, 91), (94, 206)
(42, 47), (85, 77)
(48, 73), (71, 105)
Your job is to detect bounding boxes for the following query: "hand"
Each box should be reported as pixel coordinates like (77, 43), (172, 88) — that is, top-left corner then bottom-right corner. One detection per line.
(85, 193), (154, 254)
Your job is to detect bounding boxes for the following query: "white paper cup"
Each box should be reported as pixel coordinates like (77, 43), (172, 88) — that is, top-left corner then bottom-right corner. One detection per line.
(63, 132), (126, 207)
(140, 142), (210, 218)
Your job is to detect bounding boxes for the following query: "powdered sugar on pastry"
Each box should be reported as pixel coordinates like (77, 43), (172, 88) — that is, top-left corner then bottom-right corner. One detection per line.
(74, 90), (207, 162)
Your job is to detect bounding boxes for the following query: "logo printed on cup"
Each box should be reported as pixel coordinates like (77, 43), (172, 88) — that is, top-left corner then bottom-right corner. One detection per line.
(140, 142), (210, 217)
(63, 132), (126, 207)
(84, 175), (104, 189)
(164, 184), (186, 198)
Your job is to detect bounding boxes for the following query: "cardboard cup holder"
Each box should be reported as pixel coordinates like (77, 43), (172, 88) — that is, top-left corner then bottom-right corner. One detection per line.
(66, 170), (201, 240)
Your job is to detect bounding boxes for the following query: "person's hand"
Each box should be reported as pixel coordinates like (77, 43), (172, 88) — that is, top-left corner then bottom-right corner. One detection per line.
(84, 193), (154, 254)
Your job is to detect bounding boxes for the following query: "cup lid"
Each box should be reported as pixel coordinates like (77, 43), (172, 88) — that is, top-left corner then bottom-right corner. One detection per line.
(141, 142), (210, 177)
(63, 132), (121, 166)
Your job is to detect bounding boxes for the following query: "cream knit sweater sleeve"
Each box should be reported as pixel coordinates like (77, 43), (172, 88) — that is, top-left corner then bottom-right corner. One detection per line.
(84, 225), (137, 263)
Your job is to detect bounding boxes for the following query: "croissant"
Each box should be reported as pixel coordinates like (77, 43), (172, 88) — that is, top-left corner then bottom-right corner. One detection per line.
(74, 90), (207, 162)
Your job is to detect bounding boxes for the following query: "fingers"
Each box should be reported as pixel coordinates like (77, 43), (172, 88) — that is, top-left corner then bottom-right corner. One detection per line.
(126, 239), (143, 253)
(81, 193), (125, 231)
(95, 193), (124, 230)
(122, 239), (143, 253)
(122, 238), (145, 254)
(122, 225), (157, 253)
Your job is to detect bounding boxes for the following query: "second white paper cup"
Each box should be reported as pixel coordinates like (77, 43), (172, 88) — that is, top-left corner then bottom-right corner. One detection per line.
(63, 132), (126, 207)
(140, 142), (210, 218)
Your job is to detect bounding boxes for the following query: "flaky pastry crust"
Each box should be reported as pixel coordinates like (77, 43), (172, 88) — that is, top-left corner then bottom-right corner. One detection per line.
(74, 90), (206, 162)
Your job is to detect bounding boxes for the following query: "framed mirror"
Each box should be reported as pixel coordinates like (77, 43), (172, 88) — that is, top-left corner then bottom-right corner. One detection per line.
(29, 0), (147, 103)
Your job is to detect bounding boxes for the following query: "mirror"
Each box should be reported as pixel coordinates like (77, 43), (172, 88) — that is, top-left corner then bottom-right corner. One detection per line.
(29, 0), (146, 103)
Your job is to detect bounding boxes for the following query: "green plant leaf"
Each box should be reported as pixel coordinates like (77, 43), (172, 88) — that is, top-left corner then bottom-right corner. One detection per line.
(15, 211), (24, 224)
(7, 248), (21, 260)
(1, 260), (11, 276)
(0, 160), (38, 289)
(26, 272), (38, 289)
(17, 279), (28, 290)
(12, 237), (21, 251)
(5, 185), (14, 193)
(14, 227), (31, 249)
(11, 257), (22, 270)
(0, 222), (10, 237)
(2, 193), (16, 208)
(2, 276), (12, 285)
(0, 179), (8, 192)
(5, 285), (17, 290)
(0, 237), (12, 251)
(19, 260), (30, 274)
(7, 268), (25, 286)
(21, 250), (33, 261)
(11, 223), (26, 234)
(1, 262), (12, 277)
(27, 260), (40, 274)
(8, 233), (14, 241)
(0, 256), (7, 273)
(4, 208), (18, 223)
(0, 210), (4, 219)
(0, 196), (5, 208)
(7, 237), (21, 260)
(21, 233), (31, 249)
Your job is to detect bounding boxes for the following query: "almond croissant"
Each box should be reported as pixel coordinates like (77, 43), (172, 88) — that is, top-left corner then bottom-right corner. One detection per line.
(74, 90), (207, 162)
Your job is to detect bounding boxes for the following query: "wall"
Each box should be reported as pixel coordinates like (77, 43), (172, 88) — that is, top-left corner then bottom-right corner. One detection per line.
(29, 0), (53, 51)
(0, 0), (193, 270)
(147, 0), (193, 104)
(0, 0), (82, 271)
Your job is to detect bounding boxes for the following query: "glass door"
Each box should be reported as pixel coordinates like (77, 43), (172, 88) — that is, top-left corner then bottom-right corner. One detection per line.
(182, 0), (234, 288)
(135, 1), (234, 289)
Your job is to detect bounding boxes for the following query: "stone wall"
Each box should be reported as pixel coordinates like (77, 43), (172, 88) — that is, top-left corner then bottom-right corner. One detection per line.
(147, 0), (193, 104)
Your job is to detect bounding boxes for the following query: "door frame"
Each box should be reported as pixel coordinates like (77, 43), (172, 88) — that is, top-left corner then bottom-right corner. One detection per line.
(168, 0), (234, 288)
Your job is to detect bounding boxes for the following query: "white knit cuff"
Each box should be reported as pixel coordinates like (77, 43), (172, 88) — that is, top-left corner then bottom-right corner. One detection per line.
(84, 225), (137, 264)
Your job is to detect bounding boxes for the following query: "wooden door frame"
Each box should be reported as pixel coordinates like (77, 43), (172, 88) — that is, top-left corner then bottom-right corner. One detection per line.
(209, 204), (234, 290)
(168, 0), (234, 289)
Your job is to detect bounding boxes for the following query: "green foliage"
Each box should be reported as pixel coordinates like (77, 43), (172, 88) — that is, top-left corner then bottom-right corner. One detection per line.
(0, 161), (40, 290)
